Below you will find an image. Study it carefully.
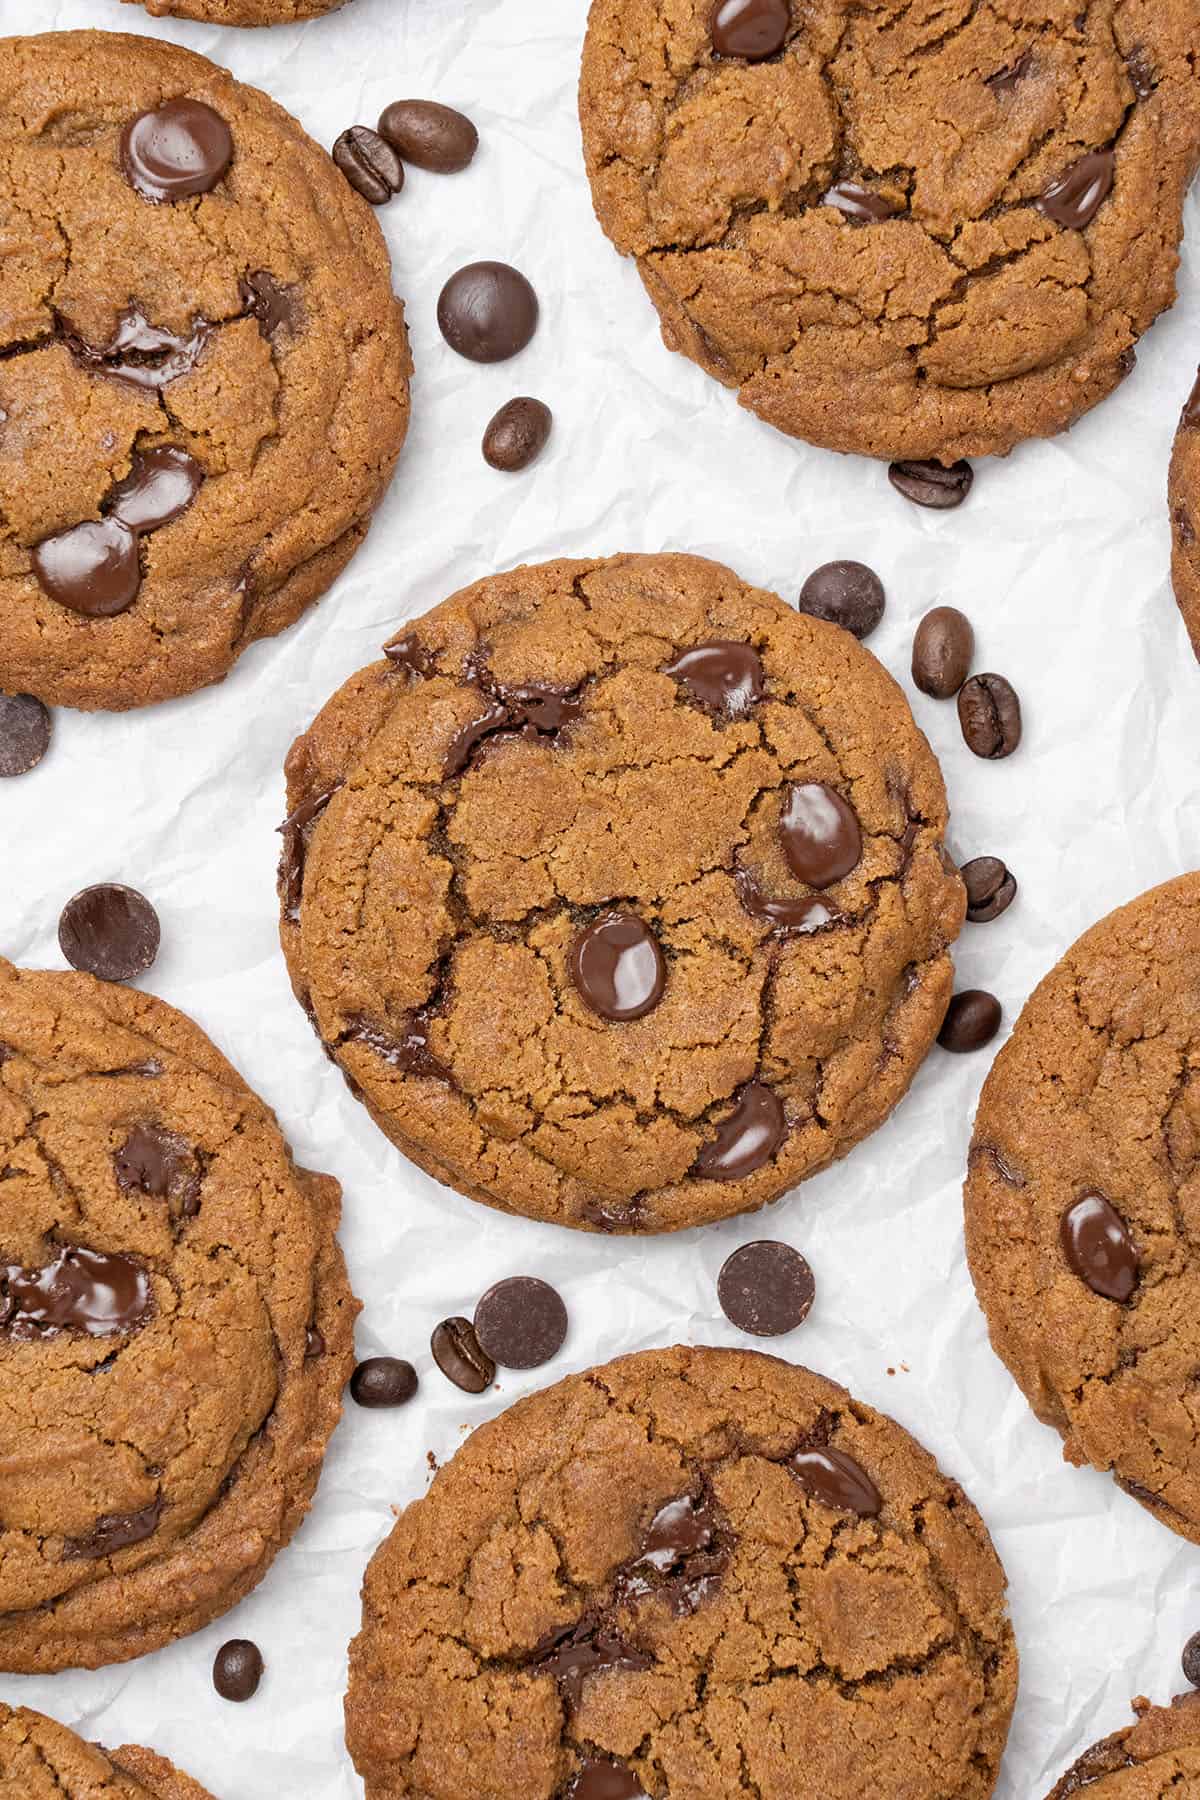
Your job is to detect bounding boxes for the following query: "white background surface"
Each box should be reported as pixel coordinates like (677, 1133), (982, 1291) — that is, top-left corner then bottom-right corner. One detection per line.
(2, 1), (1199, 1793)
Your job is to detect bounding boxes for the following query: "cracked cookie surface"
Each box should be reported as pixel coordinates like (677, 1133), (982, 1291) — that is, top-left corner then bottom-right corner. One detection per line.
(1043, 1692), (1200, 1796)
(122, 0), (345, 22)
(0, 1703), (215, 1800)
(1169, 365), (1200, 657)
(0, 31), (411, 711)
(0, 956), (357, 1671)
(345, 1344), (1017, 1800)
(279, 552), (964, 1234)
(965, 872), (1200, 1545)
(579, 0), (1200, 462)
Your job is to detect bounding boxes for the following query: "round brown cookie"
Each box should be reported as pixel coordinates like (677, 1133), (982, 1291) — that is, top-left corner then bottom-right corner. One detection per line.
(0, 1703), (215, 1800)
(965, 872), (1200, 1546)
(0, 32), (411, 712)
(345, 1344), (1017, 1800)
(1169, 365), (1200, 658)
(123, 0), (345, 23)
(279, 552), (964, 1234)
(579, 1), (1200, 463)
(0, 956), (357, 1671)
(1043, 1693), (1200, 1797)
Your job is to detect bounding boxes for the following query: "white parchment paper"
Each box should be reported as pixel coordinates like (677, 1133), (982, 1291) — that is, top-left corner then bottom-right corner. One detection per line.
(2, 1), (1199, 1791)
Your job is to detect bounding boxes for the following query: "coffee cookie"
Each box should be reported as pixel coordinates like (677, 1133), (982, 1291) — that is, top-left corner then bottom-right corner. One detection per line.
(965, 872), (1200, 1545)
(0, 1703), (214, 1800)
(280, 552), (964, 1233)
(124, 0), (345, 22)
(1169, 366), (1200, 657)
(1043, 1693), (1200, 1797)
(346, 1344), (1017, 1800)
(0, 956), (357, 1670)
(579, 2), (1200, 462)
(0, 32), (410, 711)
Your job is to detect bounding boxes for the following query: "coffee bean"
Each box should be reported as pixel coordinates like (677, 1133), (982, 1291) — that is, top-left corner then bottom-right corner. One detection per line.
(961, 856), (1017, 923)
(718, 1241), (815, 1336)
(431, 1316), (495, 1393)
(213, 1639), (263, 1703)
(474, 1277), (567, 1370)
(483, 397), (552, 471)
(1183, 1631), (1200, 1688)
(958, 673), (1022, 759)
(350, 1356), (418, 1408)
(58, 884), (160, 983)
(912, 606), (974, 698)
(797, 561), (885, 639)
(938, 990), (1002, 1053)
(438, 262), (538, 363)
(378, 100), (478, 173)
(888, 459), (974, 509)
(0, 694), (51, 777)
(333, 126), (404, 204)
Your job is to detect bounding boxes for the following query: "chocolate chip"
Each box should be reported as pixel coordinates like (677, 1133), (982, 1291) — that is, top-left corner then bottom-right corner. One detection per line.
(442, 693), (512, 776)
(734, 869), (836, 934)
(333, 126), (404, 204)
(32, 518), (141, 618)
(797, 561), (885, 638)
(121, 99), (234, 203)
(305, 1326), (325, 1359)
(912, 606), (974, 698)
(1183, 368), (1200, 431)
(430, 1316), (495, 1393)
(483, 397), (553, 471)
(710, 0), (790, 60)
(1039, 150), (1115, 230)
(377, 100), (478, 173)
(383, 633), (437, 676)
(961, 855), (1017, 923)
(888, 459), (974, 509)
(569, 1757), (647, 1799)
(778, 783), (862, 888)
(693, 1081), (786, 1181)
(64, 1498), (163, 1559)
(0, 694), (51, 778)
(109, 447), (204, 533)
(437, 262), (538, 363)
(958, 673), (1022, 758)
(350, 1356), (419, 1407)
(1060, 1194), (1139, 1303)
(1, 1245), (152, 1337)
(718, 1241), (815, 1336)
(986, 50), (1032, 93)
(662, 641), (765, 717)
(240, 271), (303, 339)
(1183, 1631), (1200, 1688)
(473, 1277), (567, 1370)
(937, 989), (1001, 1053)
(570, 913), (666, 1021)
(213, 1639), (264, 1703)
(539, 1628), (652, 1714)
(59, 883), (160, 983)
(345, 1013), (451, 1083)
(790, 1446), (881, 1517)
(824, 181), (903, 223)
(114, 1123), (179, 1198)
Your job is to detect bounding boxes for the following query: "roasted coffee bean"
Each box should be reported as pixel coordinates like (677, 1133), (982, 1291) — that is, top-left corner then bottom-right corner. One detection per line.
(378, 100), (478, 172)
(483, 397), (552, 471)
(961, 856), (1017, 923)
(333, 126), (404, 204)
(431, 1316), (495, 1393)
(958, 673), (1022, 759)
(912, 606), (974, 698)
(213, 1639), (263, 1702)
(350, 1356), (419, 1408)
(938, 989), (1002, 1052)
(888, 459), (974, 509)
(797, 560), (885, 639)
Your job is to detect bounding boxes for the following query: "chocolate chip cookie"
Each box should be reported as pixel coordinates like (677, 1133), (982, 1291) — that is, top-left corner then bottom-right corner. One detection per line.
(1169, 366), (1200, 657)
(0, 956), (357, 1671)
(0, 1704), (214, 1800)
(579, 1), (1200, 462)
(0, 31), (411, 711)
(346, 1344), (1017, 1800)
(280, 552), (964, 1234)
(965, 872), (1200, 1545)
(124, 0), (345, 22)
(1043, 1693), (1200, 1797)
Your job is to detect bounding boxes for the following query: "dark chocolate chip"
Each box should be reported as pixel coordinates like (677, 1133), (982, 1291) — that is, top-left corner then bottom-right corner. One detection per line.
(109, 446), (204, 534)
(443, 694), (512, 777)
(1182, 368), (1200, 430)
(483, 397), (553, 471)
(961, 855), (1017, 923)
(473, 1277), (567, 1370)
(383, 632), (437, 676)
(65, 308), (215, 394)
(937, 989), (1001, 1052)
(59, 883), (160, 983)
(570, 913), (666, 1022)
(240, 271), (303, 339)
(823, 180), (903, 222)
(734, 868), (836, 934)
(32, 518), (141, 618)
(1, 1244), (152, 1337)
(539, 1627), (651, 1714)
(64, 1498), (163, 1559)
(693, 1081), (786, 1181)
(121, 99), (234, 203)
(114, 1123), (180, 1199)
(350, 1356), (419, 1407)
(333, 126), (404, 204)
(213, 1639), (264, 1703)
(710, 0), (790, 60)
(1060, 1194), (1139, 1303)
(790, 1445), (881, 1517)
(1038, 150), (1115, 230)
(377, 100), (478, 173)
(958, 673), (1022, 758)
(718, 1241), (815, 1336)
(985, 49), (1032, 93)
(797, 561), (885, 638)
(278, 782), (342, 922)
(662, 641), (765, 717)
(1127, 47), (1156, 98)
(888, 459), (974, 509)
(778, 783), (862, 888)
(345, 1013), (451, 1083)
(437, 262), (538, 363)
(501, 684), (582, 731)
(430, 1316), (495, 1393)
(0, 694), (51, 778)
(305, 1326), (325, 1359)
(911, 606), (974, 698)
(1183, 1631), (1200, 1688)
(569, 1757), (647, 1799)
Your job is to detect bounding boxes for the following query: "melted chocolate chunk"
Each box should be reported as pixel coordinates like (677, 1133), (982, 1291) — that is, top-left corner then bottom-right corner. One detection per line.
(693, 1081), (786, 1181)
(1182, 368), (1200, 430)
(711, 0), (790, 60)
(1038, 150), (1116, 230)
(569, 1759), (647, 1800)
(278, 782), (343, 920)
(442, 679), (583, 776)
(64, 1497), (163, 1559)
(570, 913), (666, 1022)
(734, 868), (836, 933)
(384, 632), (438, 676)
(65, 308), (216, 394)
(114, 1124), (177, 1198)
(615, 1490), (729, 1616)
(662, 641), (764, 718)
(1060, 1194), (1139, 1302)
(537, 1624), (652, 1712)
(346, 1012), (451, 1082)
(240, 271), (303, 339)
(778, 783), (862, 888)
(824, 180), (903, 222)
(121, 99), (234, 203)
(109, 446), (204, 534)
(986, 49), (1032, 93)
(1, 1245), (152, 1337)
(790, 1445), (881, 1517)
(32, 518), (140, 618)
(443, 695), (513, 777)
(502, 684), (583, 731)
